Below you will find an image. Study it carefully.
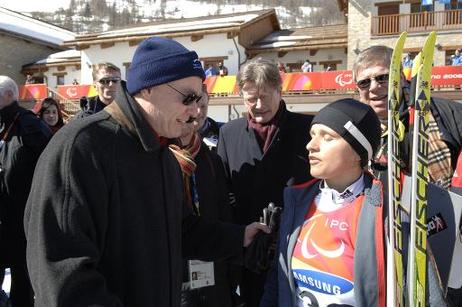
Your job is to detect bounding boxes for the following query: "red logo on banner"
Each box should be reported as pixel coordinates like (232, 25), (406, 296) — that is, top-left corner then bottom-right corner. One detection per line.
(57, 85), (94, 100)
(335, 72), (354, 87)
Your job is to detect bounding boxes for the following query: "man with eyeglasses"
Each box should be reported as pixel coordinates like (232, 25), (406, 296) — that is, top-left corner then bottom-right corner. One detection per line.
(354, 45), (462, 188)
(75, 62), (121, 119)
(24, 37), (269, 307)
(354, 45), (462, 306)
(217, 58), (313, 306)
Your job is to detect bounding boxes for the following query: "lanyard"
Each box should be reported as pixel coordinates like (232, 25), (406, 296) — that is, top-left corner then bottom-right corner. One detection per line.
(0, 112), (20, 151)
(191, 174), (200, 216)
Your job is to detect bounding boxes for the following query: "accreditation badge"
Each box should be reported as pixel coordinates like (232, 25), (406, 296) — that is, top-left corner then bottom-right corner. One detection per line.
(188, 260), (215, 289)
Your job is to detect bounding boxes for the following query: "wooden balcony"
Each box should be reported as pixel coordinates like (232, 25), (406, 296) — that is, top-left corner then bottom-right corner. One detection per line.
(372, 9), (462, 36)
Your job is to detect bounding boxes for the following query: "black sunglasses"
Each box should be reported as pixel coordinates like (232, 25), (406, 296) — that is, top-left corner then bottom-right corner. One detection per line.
(356, 73), (389, 89)
(166, 84), (202, 105)
(98, 77), (121, 85)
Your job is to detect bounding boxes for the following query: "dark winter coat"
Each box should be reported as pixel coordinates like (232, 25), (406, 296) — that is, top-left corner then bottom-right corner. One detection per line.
(217, 104), (313, 225)
(216, 104), (313, 306)
(24, 84), (245, 307)
(0, 101), (50, 266)
(182, 143), (236, 307)
(74, 95), (108, 119)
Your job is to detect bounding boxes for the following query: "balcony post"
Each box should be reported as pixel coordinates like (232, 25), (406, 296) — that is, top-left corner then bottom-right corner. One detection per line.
(400, 3), (411, 32)
(435, 1), (445, 29)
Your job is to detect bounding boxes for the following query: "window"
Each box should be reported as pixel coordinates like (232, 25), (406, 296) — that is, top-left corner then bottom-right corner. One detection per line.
(377, 3), (399, 16)
(57, 75), (65, 86)
(445, 0), (462, 10)
(319, 60), (342, 71)
(445, 49), (462, 65)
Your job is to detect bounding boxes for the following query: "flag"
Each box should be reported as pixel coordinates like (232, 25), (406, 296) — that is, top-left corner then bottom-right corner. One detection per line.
(421, 0), (433, 5)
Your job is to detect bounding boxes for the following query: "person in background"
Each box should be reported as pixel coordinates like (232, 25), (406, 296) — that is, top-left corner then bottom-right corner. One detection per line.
(24, 37), (267, 307)
(277, 62), (287, 74)
(24, 74), (35, 85)
(33, 97), (64, 134)
(402, 53), (413, 68)
(0, 75), (51, 307)
(301, 59), (313, 73)
(451, 49), (462, 66)
(217, 58), (313, 307)
(261, 98), (384, 306)
(205, 64), (219, 77)
(218, 62), (229, 76)
(172, 85), (235, 307)
(75, 62), (121, 118)
(197, 84), (222, 150)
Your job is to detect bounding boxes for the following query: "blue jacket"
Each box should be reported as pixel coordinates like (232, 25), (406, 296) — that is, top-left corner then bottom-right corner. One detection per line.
(260, 174), (386, 307)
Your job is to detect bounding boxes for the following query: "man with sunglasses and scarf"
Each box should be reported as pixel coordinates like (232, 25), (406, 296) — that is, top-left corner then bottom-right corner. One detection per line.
(24, 37), (268, 307)
(75, 62), (121, 119)
(354, 45), (462, 306)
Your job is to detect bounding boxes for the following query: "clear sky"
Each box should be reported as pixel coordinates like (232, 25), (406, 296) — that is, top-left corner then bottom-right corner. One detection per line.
(0, 0), (70, 12)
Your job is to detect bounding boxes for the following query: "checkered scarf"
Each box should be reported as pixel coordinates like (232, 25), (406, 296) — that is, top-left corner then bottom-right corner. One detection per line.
(372, 114), (452, 189)
(427, 112), (453, 188)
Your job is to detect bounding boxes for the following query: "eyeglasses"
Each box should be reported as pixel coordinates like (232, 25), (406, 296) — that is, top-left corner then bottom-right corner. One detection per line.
(356, 73), (389, 90)
(166, 84), (202, 106)
(98, 77), (121, 85)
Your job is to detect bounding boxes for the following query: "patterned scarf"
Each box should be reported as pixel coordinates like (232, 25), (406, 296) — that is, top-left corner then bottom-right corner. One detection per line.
(372, 112), (452, 188)
(169, 133), (202, 207)
(247, 101), (285, 153)
(426, 112), (453, 188)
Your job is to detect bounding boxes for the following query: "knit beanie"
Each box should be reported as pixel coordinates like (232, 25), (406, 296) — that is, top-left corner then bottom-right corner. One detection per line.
(311, 98), (381, 167)
(127, 37), (205, 95)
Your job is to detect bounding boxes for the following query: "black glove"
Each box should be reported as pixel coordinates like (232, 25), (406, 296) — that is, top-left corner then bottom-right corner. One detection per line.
(244, 203), (282, 273)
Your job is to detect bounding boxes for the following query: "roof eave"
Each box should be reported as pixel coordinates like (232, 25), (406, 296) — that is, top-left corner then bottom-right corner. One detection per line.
(62, 25), (242, 48)
(247, 42), (348, 55)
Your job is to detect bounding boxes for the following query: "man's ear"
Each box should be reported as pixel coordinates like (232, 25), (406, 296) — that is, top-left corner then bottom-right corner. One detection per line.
(137, 87), (152, 99)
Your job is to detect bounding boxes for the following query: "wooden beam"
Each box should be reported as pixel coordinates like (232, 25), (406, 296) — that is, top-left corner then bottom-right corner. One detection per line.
(76, 45), (90, 50)
(227, 32), (239, 39)
(100, 42), (115, 49)
(191, 34), (204, 42)
(129, 39), (143, 47)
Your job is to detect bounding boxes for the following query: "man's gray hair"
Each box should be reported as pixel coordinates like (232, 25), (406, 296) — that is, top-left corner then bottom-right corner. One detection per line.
(237, 58), (282, 91)
(352, 46), (393, 81)
(0, 75), (19, 101)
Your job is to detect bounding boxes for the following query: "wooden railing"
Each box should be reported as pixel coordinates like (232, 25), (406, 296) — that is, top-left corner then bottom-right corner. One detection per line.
(372, 9), (462, 35)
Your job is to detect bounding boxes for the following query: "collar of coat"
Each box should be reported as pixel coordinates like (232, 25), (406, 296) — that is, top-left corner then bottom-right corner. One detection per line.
(104, 83), (164, 153)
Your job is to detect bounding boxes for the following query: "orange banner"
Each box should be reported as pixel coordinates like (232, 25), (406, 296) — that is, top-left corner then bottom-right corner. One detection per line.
(57, 85), (96, 100)
(19, 84), (48, 100)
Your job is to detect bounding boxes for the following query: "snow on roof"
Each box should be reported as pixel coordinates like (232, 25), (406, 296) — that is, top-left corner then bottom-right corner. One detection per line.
(68, 9), (277, 44)
(0, 7), (75, 46)
(249, 24), (347, 51)
(98, 13), (260, 38)
(34, 50), (81, 64)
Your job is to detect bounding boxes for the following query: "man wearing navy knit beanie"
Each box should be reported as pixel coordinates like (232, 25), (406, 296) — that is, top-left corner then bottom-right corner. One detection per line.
(24, 37), (268, 307)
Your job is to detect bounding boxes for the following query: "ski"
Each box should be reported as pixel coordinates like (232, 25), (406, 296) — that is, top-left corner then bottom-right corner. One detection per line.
(386, 31), (407, 307)
(408, 31), (436, 307)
